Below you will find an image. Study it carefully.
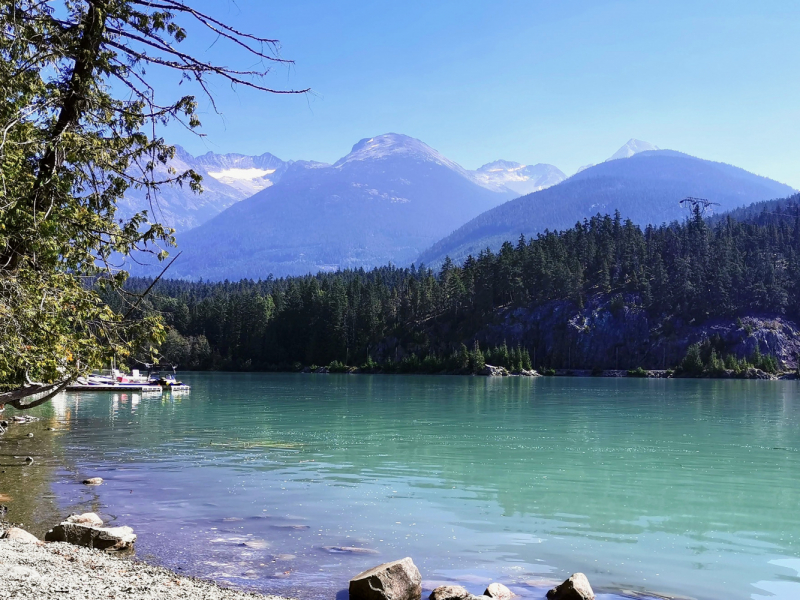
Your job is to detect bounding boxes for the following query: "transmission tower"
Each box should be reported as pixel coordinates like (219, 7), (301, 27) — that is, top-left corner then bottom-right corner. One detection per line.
(680, 196), (720, 215)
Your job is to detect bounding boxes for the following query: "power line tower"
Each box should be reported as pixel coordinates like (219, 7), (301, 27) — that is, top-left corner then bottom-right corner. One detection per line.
(680, 197), (720, 216)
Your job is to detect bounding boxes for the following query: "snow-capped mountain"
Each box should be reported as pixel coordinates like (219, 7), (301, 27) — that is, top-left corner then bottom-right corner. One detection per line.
(117, 147), (289, 231)
(194, 151), (288, 197)
(154, 133), (518, 280)
(607, 139), (660, 161)
(472, 160), (566, 195)
(576, 139), (660, 173)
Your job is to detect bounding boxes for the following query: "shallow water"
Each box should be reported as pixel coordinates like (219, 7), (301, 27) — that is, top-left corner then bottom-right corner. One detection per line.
(2, 373), (800, 600)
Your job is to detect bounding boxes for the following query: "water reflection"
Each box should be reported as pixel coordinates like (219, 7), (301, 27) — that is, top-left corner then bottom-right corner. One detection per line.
(2, 375), (800, 600)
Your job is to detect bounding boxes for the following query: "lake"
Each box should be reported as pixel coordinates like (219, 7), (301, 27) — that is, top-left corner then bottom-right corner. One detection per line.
(2, 373), (799, 600)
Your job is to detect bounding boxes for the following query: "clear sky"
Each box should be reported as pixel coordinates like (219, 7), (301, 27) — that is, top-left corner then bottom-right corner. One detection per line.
(157, 0), (800, 188)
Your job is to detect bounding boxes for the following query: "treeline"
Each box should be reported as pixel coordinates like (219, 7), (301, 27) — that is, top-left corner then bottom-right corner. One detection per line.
(122, 198), (800, 372)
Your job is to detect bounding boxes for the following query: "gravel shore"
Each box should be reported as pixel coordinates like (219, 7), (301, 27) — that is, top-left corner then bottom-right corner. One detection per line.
(0, 537), (293, 600)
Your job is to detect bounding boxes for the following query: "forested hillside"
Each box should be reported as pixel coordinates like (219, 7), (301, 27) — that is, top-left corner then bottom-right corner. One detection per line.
(419, 150), (796, 268)
(121, 196), (800, 373)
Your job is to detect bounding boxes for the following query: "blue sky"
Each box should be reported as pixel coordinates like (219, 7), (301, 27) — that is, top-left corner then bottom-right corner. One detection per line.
(157, 0), (800, 188)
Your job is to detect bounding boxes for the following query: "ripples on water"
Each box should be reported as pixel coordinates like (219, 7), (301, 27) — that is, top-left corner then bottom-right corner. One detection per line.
(3, 373), (800, 600)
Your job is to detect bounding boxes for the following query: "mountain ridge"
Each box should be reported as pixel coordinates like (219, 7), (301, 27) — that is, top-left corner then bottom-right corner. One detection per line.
(418, 148), (796, 268)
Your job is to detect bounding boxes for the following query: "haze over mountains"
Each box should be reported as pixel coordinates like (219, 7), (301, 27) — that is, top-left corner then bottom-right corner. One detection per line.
(127, 135), (795, 280)
(159, 133), (526, 279)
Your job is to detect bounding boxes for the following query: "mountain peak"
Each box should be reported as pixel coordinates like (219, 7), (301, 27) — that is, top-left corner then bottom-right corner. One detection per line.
(477, 160), (525, 173)
(607, 139), (659, 161)
(334, 133), (465, 173)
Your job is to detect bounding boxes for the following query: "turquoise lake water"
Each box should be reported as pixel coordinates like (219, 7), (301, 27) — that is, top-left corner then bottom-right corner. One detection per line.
(5, 373), (800, 600)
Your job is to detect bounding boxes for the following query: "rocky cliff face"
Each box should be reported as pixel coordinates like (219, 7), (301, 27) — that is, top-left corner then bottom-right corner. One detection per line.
(476, 296), (800, 370)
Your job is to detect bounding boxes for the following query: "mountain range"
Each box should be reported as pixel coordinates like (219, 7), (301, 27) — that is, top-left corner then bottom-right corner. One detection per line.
(419, 149), (795, 267)
(120, 138), (563, 233)
(157, 134), (526, 279)
(126, 135), (796, 280)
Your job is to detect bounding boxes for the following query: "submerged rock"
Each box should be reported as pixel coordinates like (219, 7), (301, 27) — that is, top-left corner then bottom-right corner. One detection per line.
(45, 523), (136, 552)
(430, 585), (471, 600)
(1, 527), (39, 544)
(484, 583), (513, 600)
(82, 477), (103, 485)
(323, 545), (380, 554)
(350, 557), (422, 600)
(546, 573), (595, 600)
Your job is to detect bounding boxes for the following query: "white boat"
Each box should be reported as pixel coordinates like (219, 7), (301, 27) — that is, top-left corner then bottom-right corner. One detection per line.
(68, 367), (189, 392)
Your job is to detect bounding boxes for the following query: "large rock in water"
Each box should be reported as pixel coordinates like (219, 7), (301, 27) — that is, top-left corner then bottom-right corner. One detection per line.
(65, 512), (104, 526)
(483, 583), (513, 600)
(1, 527), (39, 544)
(45, 522), (135, 552)
(546, 573), (595, 600)
(350, 557), (422, 600)
(429, 585), (471, 600)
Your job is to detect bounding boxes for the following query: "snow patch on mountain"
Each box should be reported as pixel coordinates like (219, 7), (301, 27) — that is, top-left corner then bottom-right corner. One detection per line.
(607, 139), (659, 161)
(472, 160), (566, 195)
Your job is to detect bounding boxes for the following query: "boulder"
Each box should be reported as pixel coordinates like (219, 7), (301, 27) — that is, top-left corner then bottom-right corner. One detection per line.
(26, 432), (34, 438)
(82, 477), (103, 485)
(65, 512), (104, 526)
(520, 370), (540, 377)
(1, 527), (39, 544)
(350, 557), (422, 600)
(45, 522), (136, 552)
(430, 586), (471, 600)
(483, 583), (513, 600)
(546, 573), (595, 600)
(481, 365), (510, 377)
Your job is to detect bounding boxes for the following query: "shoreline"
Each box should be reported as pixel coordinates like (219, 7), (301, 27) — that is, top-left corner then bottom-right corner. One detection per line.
(0, 535), (293, 600)
(177, 365), (799, 380)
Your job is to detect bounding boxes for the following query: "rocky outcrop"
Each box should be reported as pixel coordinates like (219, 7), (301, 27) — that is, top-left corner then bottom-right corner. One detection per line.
(349, 557), (422, 600)
(478, 295), (800, 371)
(44, 522), (135, 552)
(1, 527), (39, 544)
(546, 573), (594, 600)
(483, 583), (513, 600)
(429, 585), (471, 600)
(481, 365), (509, 377)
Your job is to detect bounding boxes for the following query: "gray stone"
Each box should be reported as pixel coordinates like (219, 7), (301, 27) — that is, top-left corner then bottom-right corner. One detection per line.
(350, 557), (422, 600)
(45, 523), (136, 552)
(546, 573), (595, 600)
(483, 583), (513, 600)
(26, 432), (33, 438)
(1, 527), (39, 544)
(481, 365), (509, 377)
(65, 512), (104, 526)
(82, 477), (103, 485)
(430, 585), (471, 600)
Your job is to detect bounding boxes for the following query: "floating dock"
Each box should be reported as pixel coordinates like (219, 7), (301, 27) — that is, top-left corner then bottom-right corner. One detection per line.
(66, 384), (190, 392)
